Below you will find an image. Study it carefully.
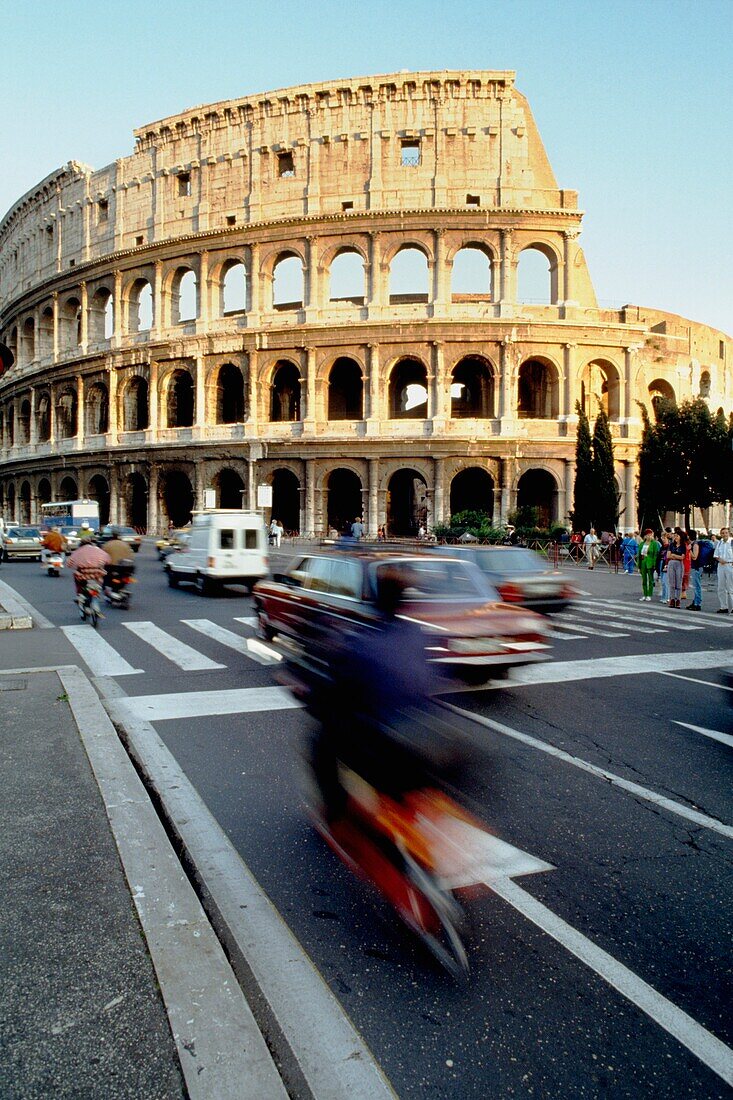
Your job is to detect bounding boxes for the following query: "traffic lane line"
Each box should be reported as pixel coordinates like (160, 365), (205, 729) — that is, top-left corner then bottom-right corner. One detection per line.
(673, 722), (733, 749)
(660, 670), (733, 692)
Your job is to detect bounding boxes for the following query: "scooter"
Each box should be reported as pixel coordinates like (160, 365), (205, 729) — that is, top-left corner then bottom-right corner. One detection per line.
(77, 579), (102, 628)
(103, 559), (136, 609)
(41, 548), (65, 577)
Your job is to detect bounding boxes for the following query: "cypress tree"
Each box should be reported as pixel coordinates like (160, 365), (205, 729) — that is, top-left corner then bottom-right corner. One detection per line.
(571, 400), (594, 531)
(592, 407), (619, 532)
(636, 403), (666, 531)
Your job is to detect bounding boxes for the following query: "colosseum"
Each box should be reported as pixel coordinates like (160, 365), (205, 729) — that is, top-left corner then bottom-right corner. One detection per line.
(0, 70), (730, 536)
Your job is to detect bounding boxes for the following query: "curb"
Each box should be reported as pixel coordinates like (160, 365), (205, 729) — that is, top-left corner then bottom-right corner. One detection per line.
(0, 608), (32, 629)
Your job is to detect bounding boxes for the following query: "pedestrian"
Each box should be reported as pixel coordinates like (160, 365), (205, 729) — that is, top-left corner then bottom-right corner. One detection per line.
(714, 527), (733, 614)
(637, 529), (660, 601)
(351, 516), (365, 540)
(657, 533), (670, 602)
(269, 518), (282, 548)
(583, 528), (598, 569)
(377, 525), (386, 542)
(622, 531), (639, 574)
(686, 529), (710, 611)
(680, 529), (692, 602)
(666, 531), (687, 608)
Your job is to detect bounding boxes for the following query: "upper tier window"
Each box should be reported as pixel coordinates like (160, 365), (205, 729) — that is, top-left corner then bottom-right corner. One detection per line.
(400, 140), (420, 167)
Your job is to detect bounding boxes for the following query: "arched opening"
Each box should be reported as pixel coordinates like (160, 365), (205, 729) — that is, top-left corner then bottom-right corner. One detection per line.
(59, 475), (78, 500)
(19, 481), (31, 524)
(328, 358), (363, 420)
(272, 468), (300, 533)
(450, 468), (495, 518)
(173, 268), (197, 324)
(270, 361), (301, 422)
(129, 279), (153, 333)
(518, 359), (559, 419)
(89, 287), (113, 343)
(329, 250), (365, 304)
(387, 469), (428, 537)
(699, 371), (711, 399)
(517, 469), (557, 529)
(389, 246), (429, 304)
(124, 472), (148, 530)
(450, 246), (493, 301)
(648, 378), (676, 416)
(272, 253), (304, 310)
(216, 363), (245, 424)
(389, 358), (428, 419)
(18, 399), (31, 444)
(87, 474), (110, 526)
(36, 394), (51, 442)
(123, 376), (149, 431)
(166, 369), (194, 428)
(59, 297), (82, 350)
(161, 469), (193, 528)
(37, 478), (52, 508)
(215, 467), (245, 509)
(38, 307), (54, 358)
(57, 390), (78, 438)
(517, 246), (555, 304)
(327, 468), (363, 534)
(86, 383), (109, 435)
(580, 360), (620, 420)
(7, 483), (16, 522)
(451, 357), (495, 418)
(221, 261), (247, 315)
(21, 318), (35, 365)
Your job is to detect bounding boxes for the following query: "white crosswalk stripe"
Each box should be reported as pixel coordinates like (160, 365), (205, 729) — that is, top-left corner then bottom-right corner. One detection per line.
(123, 621), (225, 671)
(61, 625), (143, 677)
(552, 618), (629, 639)
(118, 685), (302, 722)
(587, 599), (703, 631)
(182, 619), (282, 666)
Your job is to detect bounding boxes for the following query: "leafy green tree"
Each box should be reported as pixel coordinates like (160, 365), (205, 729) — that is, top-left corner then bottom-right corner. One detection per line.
(570, 401), (594, 531)
(592, 408), (619, 532)
(636, 403), (667, 531)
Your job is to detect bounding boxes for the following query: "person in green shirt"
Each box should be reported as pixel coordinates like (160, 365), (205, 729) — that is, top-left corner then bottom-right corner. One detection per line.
(637, 529), (660, 601)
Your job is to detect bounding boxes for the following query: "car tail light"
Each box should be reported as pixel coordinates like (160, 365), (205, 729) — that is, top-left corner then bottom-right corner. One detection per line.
(497, 581), (524, 602)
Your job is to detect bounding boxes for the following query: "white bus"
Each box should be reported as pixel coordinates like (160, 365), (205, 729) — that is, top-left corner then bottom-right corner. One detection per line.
(40, 499), (100, 532)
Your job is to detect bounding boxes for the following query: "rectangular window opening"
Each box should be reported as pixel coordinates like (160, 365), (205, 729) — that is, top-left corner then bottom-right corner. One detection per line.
(135, 235), (144, 246)
(466, 194), (480, 207)
(720, 340), (725, 360)
(220, 529), (235, 550)
(178, 172), (192, 197)
(69, 259), (76, 267)
(45, 225), (54, 237)
(342, 200), (354, 211)
(277, 151), (295, 178)
(226, 215), (236, 226)
(244, 530), (257, 549)
(98, 199), (109, 222)
(400, 140), (421, 167)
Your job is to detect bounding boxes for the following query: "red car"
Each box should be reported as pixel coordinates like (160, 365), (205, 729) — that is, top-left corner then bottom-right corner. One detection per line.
(253, 548), (550, 686)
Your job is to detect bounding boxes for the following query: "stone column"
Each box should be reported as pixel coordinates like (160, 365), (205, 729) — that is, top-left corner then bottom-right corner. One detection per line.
(79, 282), (88, 354)
(305, 346), (317, 424)
(304, 237), (319, 319)
(499, 228), (515, 315)
(52, 292), (59, 361)
(148, 360), (159, 440)
(366, 343), (381, 434)
(152, 261), (163, 335)
(432, 341), (447, 425)
(433, 456), (445, 529)
(562, 230), (579, 306)
(491, 255), (501, 305)
(108, 366), (118, 441)
(48, 384), (56, 444)
(305, 459), (316, 538)
(113, 270), (123, 347)
(367, 458), (379, 538)
(622, 345), (642, 432)
(248, 242), (260, 319)
(76, 376), (85, 442)
(368, 232), (384, 314)
(500, 456), (516, 524)
(432, 229), (448, 317)
(198, 251), (209, 326)
(29, 389), (37, 447)
(108, 466), (120, 525)
(564, 457), (575, 527)
(499, 338), (515, 430)
(194, 355), (206, 431)
(561, 342), (578, 422)
(624, 460), (637, 529)
(194, 461), (206, 513)
(148, 463), (160, 534)
(246, 349), (258, 429)
(492, 485), (502, 528)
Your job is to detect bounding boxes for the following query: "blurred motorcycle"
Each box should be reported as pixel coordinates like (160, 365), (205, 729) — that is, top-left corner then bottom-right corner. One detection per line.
(104, 559), (136, 610)
(41, 548), (64, 577)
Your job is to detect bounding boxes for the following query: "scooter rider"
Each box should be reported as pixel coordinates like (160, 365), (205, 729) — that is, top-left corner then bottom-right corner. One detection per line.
(102, 527), (136, 596)
(65, 537), (110, 598)
(42, 526), (67, 555)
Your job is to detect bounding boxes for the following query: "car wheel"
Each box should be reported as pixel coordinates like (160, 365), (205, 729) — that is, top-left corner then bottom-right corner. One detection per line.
(459, 667), (492, 686)
(167, 569), (179, 588)
(195, 573), (210, 596)
(256, 609), (276, 641)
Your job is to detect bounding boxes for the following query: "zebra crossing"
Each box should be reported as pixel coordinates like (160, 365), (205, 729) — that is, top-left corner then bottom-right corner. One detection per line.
(551, 596), (733, 641)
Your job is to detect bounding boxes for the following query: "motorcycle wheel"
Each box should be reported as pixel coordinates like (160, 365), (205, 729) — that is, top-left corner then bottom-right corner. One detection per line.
(398, 855), (469, 980)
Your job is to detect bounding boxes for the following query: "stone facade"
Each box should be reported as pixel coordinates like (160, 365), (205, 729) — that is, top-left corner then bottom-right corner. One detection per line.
(0, 70), (730, 534)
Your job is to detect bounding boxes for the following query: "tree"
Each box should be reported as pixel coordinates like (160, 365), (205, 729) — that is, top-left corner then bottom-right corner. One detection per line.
(636, 403), (668, 531)
(570, 401), (594, 531)
(592, 407), (619, 532)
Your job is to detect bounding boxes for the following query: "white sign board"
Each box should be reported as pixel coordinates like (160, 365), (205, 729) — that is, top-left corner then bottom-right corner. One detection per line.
(257, 485), (273, 509)
(203, 489), (216, 510)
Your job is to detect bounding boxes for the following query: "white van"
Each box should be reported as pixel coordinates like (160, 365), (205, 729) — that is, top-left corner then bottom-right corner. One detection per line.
(166, 510), (269, 595)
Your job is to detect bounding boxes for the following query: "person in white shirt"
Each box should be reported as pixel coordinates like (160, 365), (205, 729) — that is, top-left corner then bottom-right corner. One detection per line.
(269, 518), (283, 548)
(583, 528), (599, 569)
(714, 528), (733, 613)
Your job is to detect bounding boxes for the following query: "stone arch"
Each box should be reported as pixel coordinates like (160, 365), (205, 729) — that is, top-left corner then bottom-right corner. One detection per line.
(648, 378), (676, 415)
(517, 244), (559, 304)
(270, 361), (301, 422)
(171, 266), (197, 324)
(21, 317), (35, 365)
(518, 358), (560, 419)
(328, 249), (366, 303)
(57, 388), (78, 438)
(87, 473), (111, 526)
(326, 467), (363, 533)
(166, 368), (194, 427)
(451, 356), (495, 418)
(580, 359), (621, 420)
(38, 307), (54, 358)
(128, 278), (153, 333)
(450, 244), (493, 301)
(517, 468), (559, 528)
(19, 480), (32, 524)
(85, 382), (109, 435)
(59, 296), (82, 350)
(220, 259), (247, 315)
(215, 363), (245, 423)
(699, 370), (711, 399)
(450, 467), (495, 518)
(386, 468), (428, 537)
(272, 251), (304, 310)
(160, 468), (193, 528)
(18, 398), (31, 444)
(213, 467), (245, 509)
(272, 467), (301, 533)
(328, 357), (363, 420)
(37, 477), (52, 507)
(123, 375), (149, 431)
(59, 475), (78, 500)
(389, 245), (430, 304)
(36, 393), (52, 442)
(89, 286), (113, 343)
(123, 471), (148, 530)
(388, 357), (428, 419)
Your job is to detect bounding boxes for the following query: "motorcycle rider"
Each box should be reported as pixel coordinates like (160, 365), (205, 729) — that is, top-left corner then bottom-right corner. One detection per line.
(102, 527), (136, 598)
(65, 536), (110, 599)
(42, 526), (67, 555)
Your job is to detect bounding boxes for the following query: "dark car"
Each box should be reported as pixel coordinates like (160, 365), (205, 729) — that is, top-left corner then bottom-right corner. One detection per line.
(95, 525), (142, 553)
(253, 548), (550, 687)
(425, 545), (576, 613)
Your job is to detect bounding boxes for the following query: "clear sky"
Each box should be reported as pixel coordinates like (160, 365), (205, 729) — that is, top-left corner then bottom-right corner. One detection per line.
(2, 0), (731, 333)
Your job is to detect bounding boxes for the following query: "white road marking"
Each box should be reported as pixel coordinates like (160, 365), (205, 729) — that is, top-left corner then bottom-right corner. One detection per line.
(547, 629), (587, 641)
(60, 626), (143, 677)
(445, 704), (733, 840)
(0, 578), (54, 628)
(480, 648), (733, 689)
(122, 621), (224, 671)
(554, 617), (629, 638)
(660, 671), (733, 692)
(588, 599), (702, 631)
(491, 877), (733, 1090)
(673, 721), (733, 749)
(594, 597), (732, 630)
(118, 685), (302, 722)
(233, 615), (259, 628)
(568, 606), (663, 634)
(182, 620), (282, 666)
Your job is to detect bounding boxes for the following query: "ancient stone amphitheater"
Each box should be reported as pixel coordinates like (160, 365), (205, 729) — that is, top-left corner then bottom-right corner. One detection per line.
(0, 70), (730, 535)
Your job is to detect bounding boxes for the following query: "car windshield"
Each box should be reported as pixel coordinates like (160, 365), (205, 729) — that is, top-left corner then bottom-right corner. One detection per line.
(469, 548), (549, 574)
(372, 558), (497, 601)
(10, 528), (41, 538)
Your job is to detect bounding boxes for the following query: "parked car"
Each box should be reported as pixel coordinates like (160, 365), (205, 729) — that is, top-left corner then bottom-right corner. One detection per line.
(165, 510), (268, 594)
(1, 526), (43, 561)
(253, 548), (550, 686)
(425, 545), (576, 613)
(156, 527), (191, 561)
(95, 525), (142, 553)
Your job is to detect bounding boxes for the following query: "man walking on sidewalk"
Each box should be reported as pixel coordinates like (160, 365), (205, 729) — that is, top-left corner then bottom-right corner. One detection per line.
(583, 528), (598, 569)
(686, 530), (712, 611)
(714, 527), (733, 614)
(637, 529), (659, 601)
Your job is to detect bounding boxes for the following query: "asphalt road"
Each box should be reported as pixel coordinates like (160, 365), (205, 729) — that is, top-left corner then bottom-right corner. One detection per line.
(1, 547), (731, 1099)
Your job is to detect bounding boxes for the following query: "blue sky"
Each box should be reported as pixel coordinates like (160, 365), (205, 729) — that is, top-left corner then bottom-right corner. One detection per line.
(2, 0), (731, 333)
